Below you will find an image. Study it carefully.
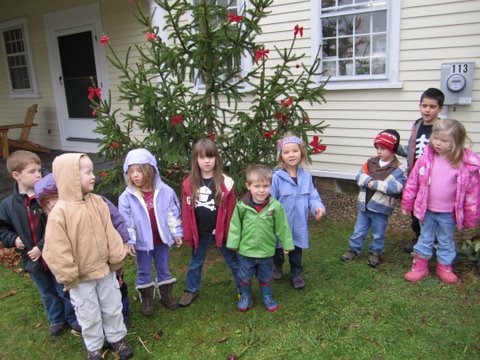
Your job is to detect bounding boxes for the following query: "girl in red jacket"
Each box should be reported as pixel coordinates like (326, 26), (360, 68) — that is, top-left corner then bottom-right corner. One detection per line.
(179, 139), (239, 307)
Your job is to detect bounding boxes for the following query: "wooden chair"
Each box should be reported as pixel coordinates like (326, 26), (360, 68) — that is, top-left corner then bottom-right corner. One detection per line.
(0, 104), (51, 159)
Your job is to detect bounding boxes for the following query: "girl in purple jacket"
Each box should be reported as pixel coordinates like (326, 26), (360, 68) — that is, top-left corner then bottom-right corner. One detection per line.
(402, 119), (480, 284)
(118, 149), (183, 316)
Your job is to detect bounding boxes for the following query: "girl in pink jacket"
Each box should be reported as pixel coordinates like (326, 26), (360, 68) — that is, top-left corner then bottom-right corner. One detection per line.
(402, 119), (480, 284)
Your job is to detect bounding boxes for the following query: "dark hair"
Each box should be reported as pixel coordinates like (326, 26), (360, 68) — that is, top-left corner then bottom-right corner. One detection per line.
(420, 88), (445, 107)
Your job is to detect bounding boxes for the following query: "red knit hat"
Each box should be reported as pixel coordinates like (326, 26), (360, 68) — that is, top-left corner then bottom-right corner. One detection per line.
(374, 129), (400, 153)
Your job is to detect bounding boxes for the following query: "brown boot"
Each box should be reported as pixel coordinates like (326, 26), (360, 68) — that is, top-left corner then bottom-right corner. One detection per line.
(157, 279), (178, 309)
(137, 283), (155, 316)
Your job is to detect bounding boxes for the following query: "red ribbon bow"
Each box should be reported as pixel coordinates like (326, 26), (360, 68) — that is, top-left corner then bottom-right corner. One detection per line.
(255, 49), (269, 63)
(170, 115), (183, 128)
(88, 87), (102, 100)
(209, 132), (216, 141)
(294, 25), (304, 38)
(109, 142), (121, 150)
(145, 32), (156, 41)
(100, 34), (109, 46)
(280, 98), (292, 108)
(228, 12), (243, 23)
(309, 136), (327, 154)
(264, 129), (277, 139)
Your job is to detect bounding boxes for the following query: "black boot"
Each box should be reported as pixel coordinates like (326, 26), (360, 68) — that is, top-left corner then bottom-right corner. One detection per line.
(157, 280), (178, 309)
(137, 283), (155, 316)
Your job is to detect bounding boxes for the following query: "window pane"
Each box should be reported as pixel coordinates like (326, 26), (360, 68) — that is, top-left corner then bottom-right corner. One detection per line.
(339, 0), (353, 5)
(321, 0), (335, 8)
(10, 66), (30, 89)
(355, 13), (370, 34)
(339, 59), (353, 75)
(372, 33), (386, 55)
(355, 35), (370, 57)
(355, 57), (369, 75)
(323, 60), (337, 76)
(338, 15), (354, 36)
(322, 18), (337, 37)
(372, 57), (385, 74)
(322, 38), (337, 57)
(373, 10), (387, 32)
(339, 37), (353, 58)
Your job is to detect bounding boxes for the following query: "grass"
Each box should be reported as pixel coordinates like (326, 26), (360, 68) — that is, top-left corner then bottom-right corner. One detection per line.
(1, 219), (479, 360)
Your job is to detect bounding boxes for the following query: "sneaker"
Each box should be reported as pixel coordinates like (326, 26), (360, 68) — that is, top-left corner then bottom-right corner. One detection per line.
(50, 323), (64, 336)
(272, 266), (283, 280)
(367, 251), (381, 268)
(292, 275), (305, 289)
(110, 338), (133, 360)
(340, 249), (359, 262)
(87, 349), (103, 360)
(178, 291), (199, 307)
(70, 322), (82, 336)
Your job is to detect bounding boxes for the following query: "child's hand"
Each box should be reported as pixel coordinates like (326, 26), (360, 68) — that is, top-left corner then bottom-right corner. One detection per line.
(283, 250), (289, 255)
(402, 209), (409, 216)
(14, 236), (25, 250)
(175, 238), (183, 247)
(28, 246), (41, 262)
(315, 207), (326, 221)
(367, 180), (374, 189)
(124, 243), (136, 257)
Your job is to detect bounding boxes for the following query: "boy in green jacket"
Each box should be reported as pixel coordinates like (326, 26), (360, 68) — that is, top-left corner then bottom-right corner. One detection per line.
(227, 164), (294, 312)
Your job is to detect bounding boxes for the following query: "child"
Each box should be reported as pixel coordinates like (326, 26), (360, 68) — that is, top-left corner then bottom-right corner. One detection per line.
(0, 150), (80, 337)
(118, 148), (183, 316)
(340, 130), (405, 267)
(43, 153), (132, 360)
(270, 134), (326, 289)
(34, 173), (131, 326)
(397, 88), (445, 249)
(180, 139), (239, 307)
(402, 119), (480, 283)
(227, 164), (294, 312)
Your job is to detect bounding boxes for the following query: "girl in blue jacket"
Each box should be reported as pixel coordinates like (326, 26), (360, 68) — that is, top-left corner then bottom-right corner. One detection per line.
(118, 149), (183, 316)
(270, 134), (326, 289)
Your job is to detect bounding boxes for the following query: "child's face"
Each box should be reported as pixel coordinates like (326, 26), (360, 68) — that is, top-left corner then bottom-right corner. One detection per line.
(12, 163), (42, 192)
(42, 194), (59, 214)
(79, 156), (95, 194)
(197, 153), (216, 177)
(246, 177), (271, 204)
(281, 143), (302, 168)
(419, 97), (442, 125)
(430, 130), (453, 157)
(376, 145), (395, 163)
(127, 164), (146, 189)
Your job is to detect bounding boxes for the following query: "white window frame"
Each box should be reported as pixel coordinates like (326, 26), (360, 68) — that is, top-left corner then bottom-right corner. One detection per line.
(311, 0), (402, 90)
(1, 17), (39, 98)
(191, 0), (253, 93)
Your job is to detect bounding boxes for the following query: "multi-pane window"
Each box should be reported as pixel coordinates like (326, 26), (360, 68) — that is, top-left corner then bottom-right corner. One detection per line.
(321, 0), (387, 78)
(1, 18), (37, 97)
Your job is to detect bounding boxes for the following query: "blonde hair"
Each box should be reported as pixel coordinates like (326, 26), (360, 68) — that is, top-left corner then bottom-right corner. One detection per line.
(246, 164), (272, 184)
(6, 150), (41, 175)
(276, 132), (307, 169)
(189, 138), (223, 205)
(431, 118), (469, 167)
(126, 163), (156, 192)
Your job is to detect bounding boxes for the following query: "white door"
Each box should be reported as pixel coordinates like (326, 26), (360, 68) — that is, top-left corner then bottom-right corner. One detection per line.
(45, 4), (108, 152)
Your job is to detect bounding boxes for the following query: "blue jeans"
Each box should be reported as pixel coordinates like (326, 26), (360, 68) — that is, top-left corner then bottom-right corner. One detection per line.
(238, 255), (274, 284)
(414, 210), (456, 265)
(348, 209), (388, 254)
(185, 234), (240, 293)
(29, 270), (78, 327)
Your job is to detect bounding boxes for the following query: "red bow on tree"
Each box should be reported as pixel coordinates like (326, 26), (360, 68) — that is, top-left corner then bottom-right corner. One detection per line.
(145, 32), (156, 41)
(280, 98), (292, 108)
(255, 49), (269, 63)
(109, 142), (121, 150)
(209, 132), (215, 141)
(88, 87), (102, 100)
(294, 25), (304, 38)
(100, 34), (109, 46)
(264, 129), (277, 139)
(228, 12), (243, 23)
(170, 115), (183, 127)
(309, 136), (327, 154)
(98, 171), (108, 177)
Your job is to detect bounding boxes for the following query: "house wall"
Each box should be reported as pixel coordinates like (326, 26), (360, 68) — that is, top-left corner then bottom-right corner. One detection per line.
(0, 0), (478, 183)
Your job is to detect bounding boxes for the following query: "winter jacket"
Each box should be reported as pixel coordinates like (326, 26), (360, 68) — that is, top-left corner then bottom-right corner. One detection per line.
(118, 149), (182, 250)
(0, 183), (47, 273)
(401, 146), (480, 229)
(356, 156), (405, 216)
(182, 175), (236, 249)
(270, 168), (325, 249)
(43, 153), (126, 291)
(226, 193), (294, 258)
(397, 117), (428, 175)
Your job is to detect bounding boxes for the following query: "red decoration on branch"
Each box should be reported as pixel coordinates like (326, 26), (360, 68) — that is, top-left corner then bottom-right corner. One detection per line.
(88, 87), (102, 100)
(170, 115), (183, 128)
(145, 32), (156, 41)
(100, 34), (109, 46)
(255, 49), (269, 63)
(99, 171), (108, 177)
(209, 132), (215, 141)
(228, 12), (243, 23)
(309, 136), (327, 154)
(294, 25), (304, 38)
(280, 98), (292, 108)
(109, 142), (121, 150)
(264, 129), (277, 138)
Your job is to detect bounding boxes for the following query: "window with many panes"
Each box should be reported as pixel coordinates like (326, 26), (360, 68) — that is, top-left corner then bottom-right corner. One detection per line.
(312, 0), (400, 89)
(1, 18), (38, 97)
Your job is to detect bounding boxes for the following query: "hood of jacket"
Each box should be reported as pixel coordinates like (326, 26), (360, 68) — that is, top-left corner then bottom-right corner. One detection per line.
(123, 148), (164, 191)
(34, 173), (57, 205)
(52, 153), (86, 202)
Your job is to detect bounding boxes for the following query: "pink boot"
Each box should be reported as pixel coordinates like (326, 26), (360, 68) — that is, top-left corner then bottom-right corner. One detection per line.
(436, 263), (458, 283)
(404, 253), (429, 282)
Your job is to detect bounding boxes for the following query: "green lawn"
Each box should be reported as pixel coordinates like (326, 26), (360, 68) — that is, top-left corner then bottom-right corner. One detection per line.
(1, 219), (479, 359)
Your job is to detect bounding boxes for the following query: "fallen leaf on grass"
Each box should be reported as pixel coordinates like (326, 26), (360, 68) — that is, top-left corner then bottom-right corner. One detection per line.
(0, 289), (17, 299)
(216, 336), (228, 343)
(152, 329), (164, 340)
(35, 322), (43, 328)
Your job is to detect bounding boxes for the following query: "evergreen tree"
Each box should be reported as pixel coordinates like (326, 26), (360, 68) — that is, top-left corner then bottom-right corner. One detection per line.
(91, 0), (328, 193)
